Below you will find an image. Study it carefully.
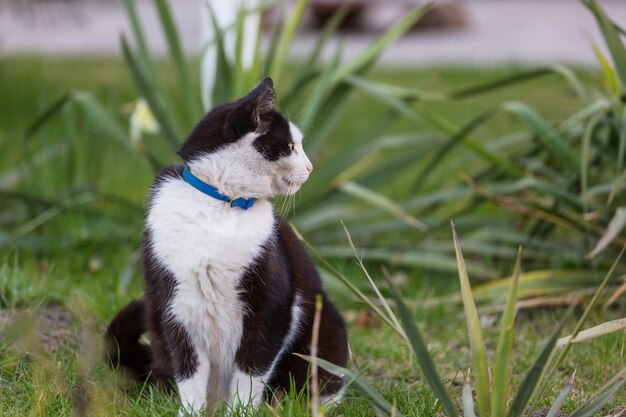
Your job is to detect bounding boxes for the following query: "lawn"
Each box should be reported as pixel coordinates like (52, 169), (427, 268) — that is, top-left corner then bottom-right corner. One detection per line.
(0, 57), (624, 416)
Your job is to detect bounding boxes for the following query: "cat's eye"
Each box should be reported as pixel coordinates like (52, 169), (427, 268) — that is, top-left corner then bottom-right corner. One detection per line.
(289, 143), (295, 151)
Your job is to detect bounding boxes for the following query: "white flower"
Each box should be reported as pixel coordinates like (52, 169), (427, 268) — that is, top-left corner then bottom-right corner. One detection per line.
(129, 98), (160, 146)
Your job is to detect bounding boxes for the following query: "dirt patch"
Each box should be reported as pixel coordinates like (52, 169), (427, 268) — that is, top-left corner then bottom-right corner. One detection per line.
(0, 303), (75, 353)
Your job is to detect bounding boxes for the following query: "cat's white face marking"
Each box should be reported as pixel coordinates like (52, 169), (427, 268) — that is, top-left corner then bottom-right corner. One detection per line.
(272, 123), (312, 196)
(186, 122), (312, 200)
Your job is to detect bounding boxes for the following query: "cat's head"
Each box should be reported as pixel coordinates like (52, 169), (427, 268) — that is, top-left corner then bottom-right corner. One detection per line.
(178, 78), (312, 199)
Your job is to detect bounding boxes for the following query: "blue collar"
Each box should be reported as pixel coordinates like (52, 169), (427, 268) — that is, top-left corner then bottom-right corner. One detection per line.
(182, 166), (255, 211)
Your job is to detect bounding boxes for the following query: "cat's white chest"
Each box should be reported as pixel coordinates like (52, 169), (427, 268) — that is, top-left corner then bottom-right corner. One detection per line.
(147, 176), (274, 366)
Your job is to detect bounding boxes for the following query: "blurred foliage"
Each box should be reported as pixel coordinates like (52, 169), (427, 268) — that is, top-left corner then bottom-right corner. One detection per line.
(2, 0), (626, 312)
(307, 224), (625, 417)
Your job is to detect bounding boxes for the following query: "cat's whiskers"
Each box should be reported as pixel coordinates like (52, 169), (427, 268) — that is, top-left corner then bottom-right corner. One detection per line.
(277, 181), (292, 221)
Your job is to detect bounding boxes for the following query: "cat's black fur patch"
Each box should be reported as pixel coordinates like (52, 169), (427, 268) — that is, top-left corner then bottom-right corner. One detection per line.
(177, 78), (294, 163)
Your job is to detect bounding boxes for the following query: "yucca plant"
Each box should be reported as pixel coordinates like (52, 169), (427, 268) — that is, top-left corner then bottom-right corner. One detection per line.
(303, 224), (626, 417)
(317, 0), (626, 303)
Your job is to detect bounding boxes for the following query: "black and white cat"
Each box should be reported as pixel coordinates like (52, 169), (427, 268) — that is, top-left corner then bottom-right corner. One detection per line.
(106, 78), (348, 414)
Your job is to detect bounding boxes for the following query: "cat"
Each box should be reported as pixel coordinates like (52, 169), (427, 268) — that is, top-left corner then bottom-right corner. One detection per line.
(105, 77), (349, 414)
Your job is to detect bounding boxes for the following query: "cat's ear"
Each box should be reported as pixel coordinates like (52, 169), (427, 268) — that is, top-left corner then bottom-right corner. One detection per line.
(225, 78), (275, 140)
(246, 77), (275, 132)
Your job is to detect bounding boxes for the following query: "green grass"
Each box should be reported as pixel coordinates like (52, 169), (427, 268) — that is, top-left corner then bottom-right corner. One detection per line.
(1, 57), (624, 416)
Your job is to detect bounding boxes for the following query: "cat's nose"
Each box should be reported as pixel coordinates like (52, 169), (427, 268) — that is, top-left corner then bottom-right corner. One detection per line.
(305, 162), (313, 173)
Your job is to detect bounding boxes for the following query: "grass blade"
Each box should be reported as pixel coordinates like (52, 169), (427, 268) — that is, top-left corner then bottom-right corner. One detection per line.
(384, 274), (460, 417)
(556, 318), (626, 347)
(23, 93), (71, 143)
(587, 366), (626, 402)
(586, 207), (626, 258)
(452, 222), (490, 417)
(546, 371), (575, 417)
(550, 65), (591, 102)
(296, 355), (404, 417)
(462, 371), (477, 417)
(503, 101), (579, 171)
(341, 223), (407, 341)
(291, 225), (407, 340)
(569, 378), (625, 417)
(550, 242), (626, 374)
(491, 246), (522, 417)
(507, 308), (570, 417)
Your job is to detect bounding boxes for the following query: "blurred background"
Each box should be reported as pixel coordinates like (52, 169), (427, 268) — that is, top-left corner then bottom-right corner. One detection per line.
(3, 0), (626, 64)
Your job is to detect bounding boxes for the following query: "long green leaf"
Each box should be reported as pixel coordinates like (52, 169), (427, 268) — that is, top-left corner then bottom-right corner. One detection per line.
(413, 108), (500, 190)
(1, 193), (97, 248)
(583, 0), (626, 91)
(473, 269), (603, 302)
(592, 42), (621, 96)
(609, 107), (626, 204)
(346, 68), (555, 104)
(551, 65), (591, 102)
(122, 0), (159, 87)
(384, 274), (460, 417)
(507, 309), (570, 417)
(121, 35), (181, 148)
(153, 0), (201, 123)
(23, 94), (71, 143)
(345, 75), (425, 125)
(569, 379), (625, 417)
(503, 101), (579, 171)
(70, 91), (147, 165)
(556, 318), (626, 347)
(330, 3), (430, 84)
(291, 225), (407, 340)
(588, 366), (626, 402)
(319, 246), (495, 278)
(300, 4), (350, 72)
(586, 207), (626, 258)
(491, 247), (522, 417)
(203, 1), (233, 105)
(339, 181), (427, 231)
(268, 0), (309, 82)
(452, 223), (490, 417)
(298, 40), (343, 129)
(580, 116), (601, 211)
(550, 243), (626, 374)
(296, 355), (404, 417)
